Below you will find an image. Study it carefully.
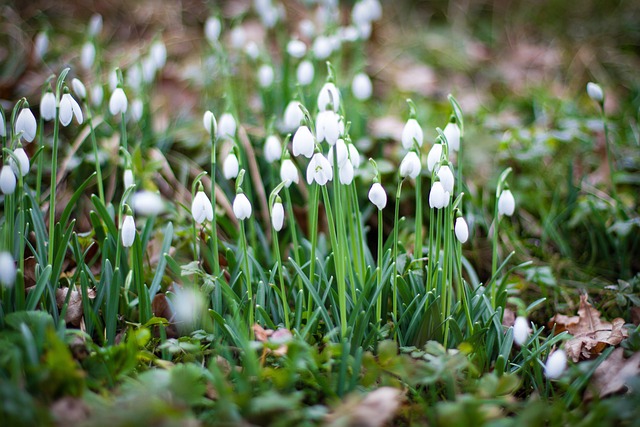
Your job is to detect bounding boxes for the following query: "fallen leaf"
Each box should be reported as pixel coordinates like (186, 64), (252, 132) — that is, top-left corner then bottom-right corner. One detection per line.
(50, 397), (90, 425)
(585, 347), (640, 400)
(549, 294), (629, 362)
(326, 387), (404, 427)
(55, 287), (95, 327)
(253, 324), (292, 356)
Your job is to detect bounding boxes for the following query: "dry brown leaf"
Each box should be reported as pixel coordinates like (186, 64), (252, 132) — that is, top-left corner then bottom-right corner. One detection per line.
(55, 287), (96, 327)
(326, 387), (404, 427)
(585, 348), (640, 400)
(549, 294), (629, 362)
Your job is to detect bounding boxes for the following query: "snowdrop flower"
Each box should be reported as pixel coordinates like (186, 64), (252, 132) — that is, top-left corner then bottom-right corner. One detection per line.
(544, 350), (567, 379)
(328, 138), (349, 167)
(233, 193), (252, 220)
(317, 82), (340, 112)
(40, 92), (56, 121)
(297, 60), (314, 86)
(244, 41), (260, 60)
(427, 142), (443, 173)
(283, 101), (304, 132)
(205, 16), (221, 44)
(401, 118), (423, 150)
(339, 26), (360, 43)
(287, 39), (307, 58)
(172, 288), (204, 326)
(230, 26), (246, 49)
(0, 167), (16, 195)
(132, 191), (164, 216)
(109, 87), (128, 115)
(498, 189), (515, 216)
(429, 181), (450, 209)
(280, 158), (299, 187)
(264, 135), (282, 164)
(586, 82), (604, 103)
(399, 151), (421, 179)
(271, 200), (285, 231)
(59, 93), (83, 126)
(316, 110), (340, 145)
(223, 153), (240, 179)
(339, 160), (354, 185)
(130, 99), (143, 122)
(0, 252), (16, 287)
(34, 32), (49, 59)
(218, 113), (236, 139)
(437, 164), (454, 194)
(108, 70), (119, 91)
(88, 13), (103, 37)
(513, 316), (530, 346)
(352, 72), (372, 101)
(150, 40), (167, 70)
(10, 148), (30, 177)
(91, 85), (103, 107)
(81, 41), (96, 70)
(313, 35), (333, 60)
(368, 182), (387, 210)
(299, 19), (315, 38)
(72, 78), (87, 100)
(454, 217), (469, 243)
(348, 143), (361, 168)
(121, 213), (136, 248)
(306, 153), (333, 186)
(292, 126), (315, 158)
(0, 112), (4, 138)
(258, 64), (274, 88)
(192, 190), (214, 224)
(15, 107), (37, 142)
(123, 169), (134, 189)
(443, 120), (461, 152)
(352, 0), (382, 26)
(203, 111), (216, 136)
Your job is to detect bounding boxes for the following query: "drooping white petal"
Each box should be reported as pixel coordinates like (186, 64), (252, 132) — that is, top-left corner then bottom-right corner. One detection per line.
(233, 193), (253, 220)
(203, 111), (216, 136)
(0, 252), (17, 287)
(429, 182), (448, 209)
(72, 78), (87, 100)
(258, 64), (274, 88)
(132, 191), (165, 216)
(286, 39), (307, 58)
(328, 139), (349, 167)
(339, 160), (354, 185)
(205, 16), (221, 44)
(306, 153), (333, 186)
(109, 88), (128, 115)
(264, 135), (282, 164)
(317, 82), (340, 112)
(123, 169), (134, 189)
(544, 350), (567, 379)
(0, 167), (16, 195)
(454, 217), (469, 243)
(443, 122), (461, 152)
(292, 126), (315, 158)
(81, 41), (96, 70)
(10, 148), (30, 177)
(283, 101), (304, 132)
(401, 118), (423, 149)
(513, 316), (530, 346)
(121, 215), (136, 247)
(15, 108), (37, 142)
(223, 154), (240, 180)
(297, 60), (314, 86)
(586, 82), (604, 103)
(316, 110), (340, 145)
(498, 189), (515, 216)
(40, 92), (56, 121)
(437, 165), (454, 194)
(368, 182), (387, 210)
(271, 202), (285, 231)
(426, 143), (443, 173)
(399, 151), (421, 179)
(280, 158), (299, 187)
(59, 94), (73, 126)
(352, 73), (372, 101)
(191, 191), (214, 224)
(218, 113), (236, 139)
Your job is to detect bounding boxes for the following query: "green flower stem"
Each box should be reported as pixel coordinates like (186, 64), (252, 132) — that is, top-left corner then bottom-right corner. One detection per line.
(85, 108), (105, 205)
(331, 150), (354, 303)
(433, 208), (443, 308)
(600, 107), (619, 205)
(349, 181), (366, 285)
(376, 207), (383, 324)
(414, 160), (423, 272)
(36, 115), (45, 203)
(454, 238), (473, 336)
(209, 132), (221, 314)
(427, 205), (435, 296)
(392, 178), (404, 330)
(306, 183), (320, 324)
(16, 173), (25, 311)
(284, 187), (303, 292)
(273, 230), (290, 330)
(120, 112), (128, 152)
(491, 167), (512, 309)
(240, 220), (254, 339)
(442, 203), (452, 348)
(48, 105), (61, 267)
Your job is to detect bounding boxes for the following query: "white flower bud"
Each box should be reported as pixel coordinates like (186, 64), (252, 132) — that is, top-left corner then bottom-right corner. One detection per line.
(368, 182), (387, 210)
(287, 39), (307, 58)
(292, 125), (315, 158)
(264, 135), (282, 164)
(81, 41), (96, 70)
(0, 251), (16, 287)
(296, 60), (314, 86)
(328, 138), (349, 167)
(72, 78), (87, 100)
(271, 201), (285, 231)
(0, 167), (16, 195)
(280, 158), (299, 187)
(233, 193), (252, 220)
(223, 153), (240, 179)
(130, 99), (143, 122)
(230, 26), (246, 49)
(339, 159), (354, 185)
(59, 93), (83, 126)
(312, 35), (333, 60)
(34, 32), (49, 59)
(218, 113), (236, 139)
(244, 41), (260, 60)
(203, 111), (217, 136)
(121, 215), (136, 247)
(426, 143), (443, 173)
(299, 19), (315, 38)
(150, 40), (167, 70)
(399, 151), (421, 179)
(88, 13), (103, 37)
(10, 148), (30, 177)
(437, 164), (454, 194)
(258, 64), (275, 88)
(123, 169), (134, 189)
(91, 85), (103, 107)
(498, 189), (515, 216)
(283, 101), (304, 132)
(429, 181), (450, 209)
(132, 191), (165, 216)
(454, 217), (469, 243)
(586, 82), (603, 103)
(15, 108), (37, 142)
(205, 16), (221, 44)
(40, 92), (56, 122)
(544, 350), (567, 379)
(316, 110), (340, 145)
(192, 190), (214, 224)
(401, 118), (423, 150)
(443, 121), (461, 152)
(351, 72), (372, 101)
(109, 88), (128, 115)
(513, 316), (530, 346)
(317, 82), (340, 112)
(306, 153), (333, 186)
(347, 143), (361, 168)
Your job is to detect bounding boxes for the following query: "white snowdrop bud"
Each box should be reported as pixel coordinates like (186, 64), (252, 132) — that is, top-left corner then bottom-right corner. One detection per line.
(127, 64), (142, 91)
(172, 288), (204, 327)
(299, 19), (315, 38)
(316, 110), (340, 145)
(192, 190), (214, 224)
(368, 182), (387, 210)
(130, 99), (143, 122)
(271, 201), (285, 231)
(339, 26), (360, 42)
(0, 251), (16, 287)
(258, 64), (274, 88)
(317, 82), (340, 112)
(205, 16), (221, 44)
(233, 193), (252, 220)
(15, 107), (37, 142)
(150, 40), (167, 70)
(10, 148), (30, 177)
(348, 143), (361, 168)
(513, 316), (530, 346)
(0, 167), (16, 195)
(72, 78), (87, 100)
(313, 35), (333, 60)
(121, 214), (136, 247)
(292, 125), (315, 158)
(399, 151), (421, 179)
(230, 26), (246, 49)
(297, 60), (314, 86)
(283, 101), (304, 132)
(108, 70), (118, 91)
(544, 350), (567, 380)
(454, 217), (469, 243)
(40, 92), (56, 122)
(328, 138), (349, 167)
(356, 21), (372, 40)
(203, 111), (216, 136)
(427, 143), (443, 173)
(59, 93), (83, 126)
(280, 158), (299, 187)
(429, 181), (450, 209)
(88, 13), (103, 37)
(352, 72), (372, 101)
(443, 121), (461, 152)
(109, 88), (128, 115)
(339, 160), (354, 185)
(244, 41), (260, 60)
(264, 135), (282, 163)
(401, 118), (423, 150)
(498, 189), (515, 216)
(437, 164), (454, 194)
(306, 153), (333, 186)
(142, 57), (156, 82)
(34, 32), (49, 59)
(223, 153), (240, 179)
(132, 191), (165, 216)
(81, 41), (96, 70)
(0, 113), (4, 138)
(123, 169), (134, 189)
(218, 113), (236, 139)
(91, 85), (103, 107)
(586, 82), (604, 103)
(287, 39), (307, 58)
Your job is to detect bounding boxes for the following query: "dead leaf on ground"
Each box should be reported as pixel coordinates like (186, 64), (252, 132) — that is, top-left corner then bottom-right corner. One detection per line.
(326, 387), (404, 427)
(549, 294), (629, 362)
(55, 287), (96, 327)
(585, 347), (640, 400)
(253, 324), (292, 356)
(50, 396), (90, 426)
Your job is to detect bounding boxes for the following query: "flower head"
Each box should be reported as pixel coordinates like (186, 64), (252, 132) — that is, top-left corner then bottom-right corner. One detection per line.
(59, 93), (83, 126)
(283, 101), (304, 132)
(429, 181), (450, 209)
(498, 189), (515, 216)
(223, 153), (240, 180)
(297, 60), (314, 86)
(271, 201), (285, 231)
(15, 107), (37, 142)
(513, 316), (530, 346)
(192, 190), (214, 224)
(81, 41), (96, 70)
(203, 111), (217, 136)
(233, 193), (252, 220)
(339, 160), (355, 185)
(72, 78), (87, 100)
(437, 164), (454, 194)
(544, 350), (567, 379)
(258, 64), (275, 88)
(317, 82), (340, 112)
(454, 217), (469, 243)
(328, 139), (349, 167)
(280, 158), (299, 187)
(218, 113), (236, 139)
(401, 118), (423, 150)
(368, 182), (387, 210)
(0, 252), (16, 288)
(123, 169), (134, 189)
(347, 143), (361, 168)
(264, 135), (282, 164)
(316, 110), (340, 145)
(306, 152), (333, 186)
(205, 16), (221, 44)
(586, 82), (604, 103)
(427, 142), (443, 173)
(444, 120), (461, 152)
(40, 92), (56, 122)
(121, 214), (136, 248)
(352, 72), (372, 101)
(10, 148), (30, 177)
(292, 125), (315, 158)
(0, 167), (16, 195)
(109, 87), (128, 115)
(399, 151), (421, 179)
(287, 39), (307, 58)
